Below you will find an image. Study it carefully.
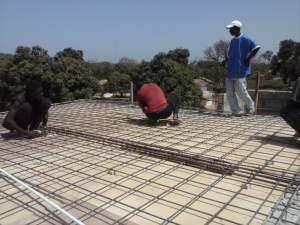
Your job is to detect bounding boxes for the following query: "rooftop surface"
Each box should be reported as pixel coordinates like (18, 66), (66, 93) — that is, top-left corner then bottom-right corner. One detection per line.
(0, 100), (300, 225)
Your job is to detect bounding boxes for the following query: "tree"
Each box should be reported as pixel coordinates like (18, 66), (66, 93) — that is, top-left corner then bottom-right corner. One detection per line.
(13, 46), (31, 64)
(271, 40), (300, 83)
(89, 61), (115, 80)
(193, 40), (230, 91)
(0, 46), (100, 110)
(259, 50), (273, 64)
(190, 60), (224, 91)
(167, 48), (190, 65)
(118, 57), (138, 65)
(0, 53), (14, 110)
(104, 71), (131, 97)
(55, 48), (84, 61)
(99, 57), (139, 98)
(0, 46), (55, 110)
(116, 57), (138, 78)
(52, 48), (99, 100)
(130, 60), (152, 87)
(204, 40), (229, 62)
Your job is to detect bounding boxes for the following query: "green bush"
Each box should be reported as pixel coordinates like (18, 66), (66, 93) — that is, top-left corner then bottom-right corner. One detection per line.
(132, 48), (202, 106)
(0, 46), (100, 110)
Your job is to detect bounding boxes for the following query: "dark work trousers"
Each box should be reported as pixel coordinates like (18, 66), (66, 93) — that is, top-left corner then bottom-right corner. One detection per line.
(15, 97), (51, 130)
(280, 100), (300, 133)
(145, 94), (180, 120)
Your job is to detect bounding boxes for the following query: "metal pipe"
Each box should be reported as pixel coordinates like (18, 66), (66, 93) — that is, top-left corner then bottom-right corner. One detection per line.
(0, 168), (85, 225)
(130, 81), (134, 105)
(255, 72), (261, 113)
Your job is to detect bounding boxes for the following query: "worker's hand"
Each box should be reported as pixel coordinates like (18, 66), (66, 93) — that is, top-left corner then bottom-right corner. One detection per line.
(25, 130), (42, 139)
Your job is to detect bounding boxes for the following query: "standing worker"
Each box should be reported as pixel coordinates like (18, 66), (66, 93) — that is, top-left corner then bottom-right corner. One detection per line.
(225, 20), (260, 115)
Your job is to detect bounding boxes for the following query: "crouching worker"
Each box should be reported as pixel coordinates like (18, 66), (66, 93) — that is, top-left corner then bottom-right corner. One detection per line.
(280, 77), (300, 138)
(2, 80), (51, 139)
(136, 82), (180, 125)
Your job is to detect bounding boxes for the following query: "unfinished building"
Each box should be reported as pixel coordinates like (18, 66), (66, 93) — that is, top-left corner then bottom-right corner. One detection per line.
(0, 100), (299, 225)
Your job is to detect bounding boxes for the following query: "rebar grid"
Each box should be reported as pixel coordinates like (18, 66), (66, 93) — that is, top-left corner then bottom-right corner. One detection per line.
(0, 100), (299, 225)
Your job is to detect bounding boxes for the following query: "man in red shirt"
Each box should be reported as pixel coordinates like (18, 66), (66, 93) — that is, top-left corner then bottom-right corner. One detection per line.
(136, 82), (179, 123)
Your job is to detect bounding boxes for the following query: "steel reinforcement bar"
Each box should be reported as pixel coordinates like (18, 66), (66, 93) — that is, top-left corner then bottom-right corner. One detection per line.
(48, 126), (300, 190)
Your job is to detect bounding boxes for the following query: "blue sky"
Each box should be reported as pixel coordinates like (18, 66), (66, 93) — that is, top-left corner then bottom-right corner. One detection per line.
(0, 0), (299, 62)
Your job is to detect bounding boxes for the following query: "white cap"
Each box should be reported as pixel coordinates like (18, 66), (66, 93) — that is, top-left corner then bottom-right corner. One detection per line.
(226, 20), (242, 29)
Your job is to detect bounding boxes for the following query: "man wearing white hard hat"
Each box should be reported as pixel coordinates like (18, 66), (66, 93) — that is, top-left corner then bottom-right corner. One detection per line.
(225, 20), (260, 115)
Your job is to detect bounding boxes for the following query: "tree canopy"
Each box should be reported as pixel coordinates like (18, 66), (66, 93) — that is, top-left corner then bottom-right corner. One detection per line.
(0, 46), (100, 110)
(1, 39), (297, 111)
(189, 40), (230, 91)
(132, 48), (202, 106)
(271, 40), (300, 84)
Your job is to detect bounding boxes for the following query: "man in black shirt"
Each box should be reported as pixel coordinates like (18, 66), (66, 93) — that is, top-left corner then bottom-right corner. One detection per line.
(2, 80), (51, 138)
(280, 77), (300, 138)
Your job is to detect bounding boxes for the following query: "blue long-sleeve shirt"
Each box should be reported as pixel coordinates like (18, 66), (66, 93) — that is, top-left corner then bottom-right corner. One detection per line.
(227, 35), (260, 79)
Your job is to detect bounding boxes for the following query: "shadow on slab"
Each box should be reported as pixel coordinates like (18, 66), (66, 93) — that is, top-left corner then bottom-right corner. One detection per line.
(1, 132), (24, 140)
(252, 135), (300, 149)
(126, 117), (170, 127)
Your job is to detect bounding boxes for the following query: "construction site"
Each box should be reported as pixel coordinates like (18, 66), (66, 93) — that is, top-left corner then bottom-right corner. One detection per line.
(0, 100), (300, 225)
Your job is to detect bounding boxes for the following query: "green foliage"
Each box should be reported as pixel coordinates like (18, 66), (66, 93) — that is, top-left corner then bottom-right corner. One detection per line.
(98, 57), (138, 97)
(259, 50), (273, 64)
(52, 54), (99, 101)
(0, 53), (17, 110)
(190, 60), (225, 91)
(133, 48), (202, 106)
(271, 40), (300, 84)
(104, 71), (131, 97)
(55, 48), (84, 61)
(204, 40), (229, 63)
(116, 57), (138, 77)
(0, 53), (13, 67)
(0, 46), (100, 110)
(189, 40), (230, 92)
(89, 61), (115, 80)
(3, 39), (295, 111)
(0, 46), (54, 110)
(167, 48), (190, 65)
